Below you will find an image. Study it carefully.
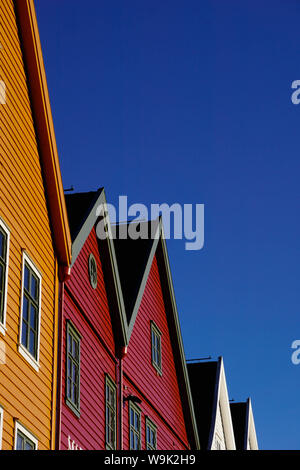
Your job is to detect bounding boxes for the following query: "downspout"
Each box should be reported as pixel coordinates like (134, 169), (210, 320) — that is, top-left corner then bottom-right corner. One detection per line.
(117, 346), (127, 450)
(55, 265), (71, 450)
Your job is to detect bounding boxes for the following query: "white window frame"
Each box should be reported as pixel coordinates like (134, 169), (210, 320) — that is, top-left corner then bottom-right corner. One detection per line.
(14, 421), (38, 450)
(129, 401), (141, 450)
(0, 406), (3, 449)
(145, 416), (157, 450)
(151, 321), (162, 375)
(0, 218), (10, 336)
(105, 375), (117, 450)
(18, 252), (42, 372)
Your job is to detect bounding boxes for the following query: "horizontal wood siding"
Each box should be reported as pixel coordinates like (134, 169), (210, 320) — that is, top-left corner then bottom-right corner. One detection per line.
(123, 255), (189, 449)
(122, 377), (187, 450)
(67, 228), (115, 354)
(61, 291), (117, 450)
(0, 0), (56, 450)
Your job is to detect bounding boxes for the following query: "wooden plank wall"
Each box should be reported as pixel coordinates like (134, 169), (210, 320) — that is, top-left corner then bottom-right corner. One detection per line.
(0, 0), (56, 450)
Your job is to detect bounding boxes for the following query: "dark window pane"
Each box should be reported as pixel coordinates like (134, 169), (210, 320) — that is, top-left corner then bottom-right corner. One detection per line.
(17, 434), (24, 450)
(67, 358), (71, 377)
(130, 408), (134, 425)
(29, 329), (36, 357)
(72, 338), (78, 360)
(67, 333), (72, 353)
(23, 297), (29, 321)
(24, 266), (30, 292)
(25, 440), (34, 451)
(31, 275), (38, 301)
(0, 230), (6, 260)
(67, 378), (71, 399)
(30, 305), (37, 329)
(22, 321), (28, 348)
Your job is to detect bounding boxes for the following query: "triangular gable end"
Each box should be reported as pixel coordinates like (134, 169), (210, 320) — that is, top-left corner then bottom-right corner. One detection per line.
(245, 398), (259, 450)
(208, 357), (236, 450)
(65, 188), (128, 348)
(113, 219), (200, 450)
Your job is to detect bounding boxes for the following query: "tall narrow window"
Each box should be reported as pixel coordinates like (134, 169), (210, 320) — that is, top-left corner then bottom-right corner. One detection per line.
(151, 322), (162, 374)
(0, 219), (10, 334)
(145, 417), (157, 450)
(105, 376), (116, 450)
(14, 422), (38, 450)
(19, 253), (41, 370)
(129, 402), (141, 450)
(65, 321), (80, 416)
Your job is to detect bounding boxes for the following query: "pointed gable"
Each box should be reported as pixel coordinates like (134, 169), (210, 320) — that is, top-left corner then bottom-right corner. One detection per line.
(123, 253), (190, 445)
(113, 219), (159, 325)
(113, 219), (199, 449)
(188, 357), (236, 450)
(230, 402), (248, 450)
(231, 398), (259, 450)
(64, 188), (128, 350)
(187, 361), (218, 449)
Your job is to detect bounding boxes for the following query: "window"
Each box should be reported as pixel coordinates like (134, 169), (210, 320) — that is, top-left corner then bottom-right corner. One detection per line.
(65, 321), (80, 416)
(151, 322), (162, 374)
(0, 407), (3, 450)
(0, 219), (10, 335)
(88, 253), (97, 289)
(105, 376), (116, 450)
(145, 417), (157, 450)
(19, 253), (42, 370)
(14, 422), (38, 450)
(129, 402), (141, 450)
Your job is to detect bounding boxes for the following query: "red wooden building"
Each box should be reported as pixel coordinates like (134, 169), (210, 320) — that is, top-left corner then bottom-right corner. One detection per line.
(56, 188), (199, 450)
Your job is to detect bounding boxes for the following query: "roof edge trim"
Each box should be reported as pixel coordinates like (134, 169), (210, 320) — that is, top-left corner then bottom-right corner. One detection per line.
(14, 0), (72, 267)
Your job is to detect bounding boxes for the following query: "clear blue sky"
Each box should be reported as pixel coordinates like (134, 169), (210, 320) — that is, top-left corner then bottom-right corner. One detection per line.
(35, 0), (300, 450)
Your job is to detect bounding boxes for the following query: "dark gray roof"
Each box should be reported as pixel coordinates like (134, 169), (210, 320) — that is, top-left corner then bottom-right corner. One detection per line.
(65, 188), (103, 242)
(187, 360), (218, 450)
(230, 402), (248, 450)
(113, 219), (159, 324)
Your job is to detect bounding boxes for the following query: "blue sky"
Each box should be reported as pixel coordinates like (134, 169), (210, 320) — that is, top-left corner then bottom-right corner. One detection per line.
(35, 0), (300, 450)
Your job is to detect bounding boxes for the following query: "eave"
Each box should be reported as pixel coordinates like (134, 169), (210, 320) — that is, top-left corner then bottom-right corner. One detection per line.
(14, 0), (72, 272)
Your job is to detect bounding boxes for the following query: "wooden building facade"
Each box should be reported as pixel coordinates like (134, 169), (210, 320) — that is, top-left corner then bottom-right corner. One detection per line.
(0, 0), (71, 450)
(58, 190), (199, 450)
(0, 0), (259, 452)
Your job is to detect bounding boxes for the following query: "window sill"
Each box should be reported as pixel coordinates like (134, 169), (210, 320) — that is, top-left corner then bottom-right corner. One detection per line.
(152, 362), (162, 377)
(18, 344), (40, 372)
(65, 398), (81, 419)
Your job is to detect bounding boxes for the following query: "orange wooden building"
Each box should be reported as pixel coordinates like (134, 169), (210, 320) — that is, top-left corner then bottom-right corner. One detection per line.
(0, 0), (71, 449)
